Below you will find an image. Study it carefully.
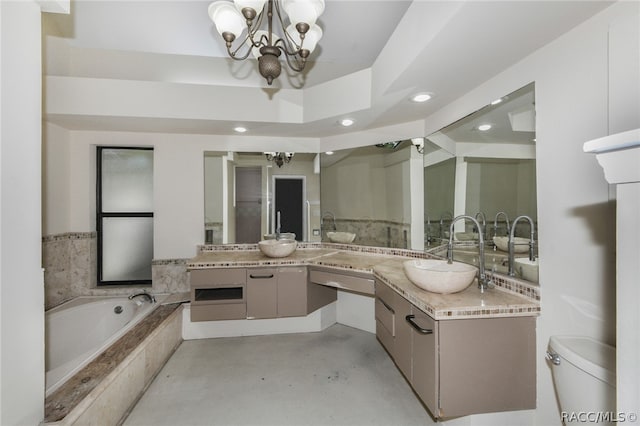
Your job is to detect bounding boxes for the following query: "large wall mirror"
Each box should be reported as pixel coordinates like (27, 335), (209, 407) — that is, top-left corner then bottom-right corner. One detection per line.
(423, 82), (538, 282)
(202, 83), (538, 285)
(204, 152), (321, 244)
(319, 141), (421, 248)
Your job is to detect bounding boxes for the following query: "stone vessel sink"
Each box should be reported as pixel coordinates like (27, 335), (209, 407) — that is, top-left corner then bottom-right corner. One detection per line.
(258, 239), (297, 258)
(403, 259), (477, 294)
(514, 257), (539, 283)
(493, 236), (531, 253)
(327, 232), (356, 244)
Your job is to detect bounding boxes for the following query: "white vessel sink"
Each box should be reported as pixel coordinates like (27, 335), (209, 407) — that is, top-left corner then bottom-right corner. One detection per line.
(515, 257), (539, 283)
(493, 236), (531, 253)
(403, 259), (477, 294)
(327, 232), (356, 244)
(258, 239), (297, 258)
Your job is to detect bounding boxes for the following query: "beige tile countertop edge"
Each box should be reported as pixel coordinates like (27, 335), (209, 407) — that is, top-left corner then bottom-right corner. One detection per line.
(186, 248), (540, 321)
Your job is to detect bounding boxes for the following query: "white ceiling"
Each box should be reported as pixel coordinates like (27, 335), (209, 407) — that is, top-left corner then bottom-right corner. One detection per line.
(43, 0), (613, 139)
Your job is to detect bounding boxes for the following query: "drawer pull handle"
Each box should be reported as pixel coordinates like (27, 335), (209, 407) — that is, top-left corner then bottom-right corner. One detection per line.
(405, 315), (433, 335)
(249, 274), (274, 279)
(378, 298), (395, 314)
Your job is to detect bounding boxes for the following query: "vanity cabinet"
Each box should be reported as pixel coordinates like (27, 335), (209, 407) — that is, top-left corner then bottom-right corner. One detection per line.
(375, 279), (536, 419)
(192, 266), (336, 322)
(190, 268), (247, 321)
(246, 267), (313, 319)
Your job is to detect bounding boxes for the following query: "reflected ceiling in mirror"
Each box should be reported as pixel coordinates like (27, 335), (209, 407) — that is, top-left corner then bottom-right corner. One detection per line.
(423, 83), (538, 283)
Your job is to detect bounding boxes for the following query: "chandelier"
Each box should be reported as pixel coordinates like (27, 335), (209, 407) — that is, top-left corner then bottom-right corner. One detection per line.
(265, 152), (294, 167)
(208, 0), (324, 85)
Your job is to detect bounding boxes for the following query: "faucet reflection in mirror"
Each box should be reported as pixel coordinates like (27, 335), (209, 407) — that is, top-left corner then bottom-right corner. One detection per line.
(508, 215), (536, 276)
(493, 211), (511, 238)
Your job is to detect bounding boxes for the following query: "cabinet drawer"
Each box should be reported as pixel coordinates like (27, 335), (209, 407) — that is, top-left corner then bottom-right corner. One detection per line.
(190, 303), (246, 322)
(191, 268), (246, 286)
(375, 280), (396, 307)
(375, 297), (395, 336)
(309, 270), (374, 295)
(376, 319), (394, 354)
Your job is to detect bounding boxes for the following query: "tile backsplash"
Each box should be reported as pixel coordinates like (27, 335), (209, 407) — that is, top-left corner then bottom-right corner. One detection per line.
(43, 235), (538, 309)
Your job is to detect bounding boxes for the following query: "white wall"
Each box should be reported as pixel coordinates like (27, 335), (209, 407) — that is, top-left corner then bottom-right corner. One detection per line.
(45, 132), (323, 258)
(410, 3), (637, 424)
(0, 2), (45, 424)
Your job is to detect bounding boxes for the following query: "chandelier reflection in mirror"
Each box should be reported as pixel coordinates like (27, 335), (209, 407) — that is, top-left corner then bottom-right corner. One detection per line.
(208, 0), (324, 85)
(265, 152), (294, 167)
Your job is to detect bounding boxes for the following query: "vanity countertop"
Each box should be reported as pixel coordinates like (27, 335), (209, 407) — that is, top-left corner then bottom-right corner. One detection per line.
(187, 247), (540, 320)
(372, 259), (540, 320)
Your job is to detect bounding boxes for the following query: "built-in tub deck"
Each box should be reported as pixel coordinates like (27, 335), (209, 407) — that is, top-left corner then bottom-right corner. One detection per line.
(44, 300), (185, 423)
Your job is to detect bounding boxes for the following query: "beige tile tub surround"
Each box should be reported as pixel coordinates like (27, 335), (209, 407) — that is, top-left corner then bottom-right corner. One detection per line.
(42, 232), (190, 309)
(187, 244), (540, 320)
(43, 303), (184, 425)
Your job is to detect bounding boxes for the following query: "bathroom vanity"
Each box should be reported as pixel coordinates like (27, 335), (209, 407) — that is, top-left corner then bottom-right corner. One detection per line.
(375, 279), (536, 418)
(190, 266), (336, 321)
(186, 243), (539, 419)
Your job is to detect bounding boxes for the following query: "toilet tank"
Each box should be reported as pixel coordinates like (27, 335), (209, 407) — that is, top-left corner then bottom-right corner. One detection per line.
(548, 336), (616, 420)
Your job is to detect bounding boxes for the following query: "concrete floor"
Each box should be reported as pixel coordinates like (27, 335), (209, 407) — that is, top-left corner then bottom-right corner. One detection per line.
(123, 324), (436, 426)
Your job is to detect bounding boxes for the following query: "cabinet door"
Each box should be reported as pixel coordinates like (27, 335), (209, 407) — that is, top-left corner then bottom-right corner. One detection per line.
(438, 317), (536, 417)
(409, 306), (438, 416)
(246, 268), (277, 319)
(277, 267), (307, 318)
(393, 295), (412, 380)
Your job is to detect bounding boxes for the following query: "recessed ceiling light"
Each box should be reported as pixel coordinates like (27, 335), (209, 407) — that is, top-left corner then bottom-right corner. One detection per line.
(477, 124), (492, 131)
(234, 126), (247, 133)
(325, 151), (334, 155)
(490, 98), (503, 105)
(339, 118), (354, 127)
(410, 92), (433, 103)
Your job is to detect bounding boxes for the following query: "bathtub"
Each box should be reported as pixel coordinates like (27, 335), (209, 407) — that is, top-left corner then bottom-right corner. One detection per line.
(45, 295), (163, 397)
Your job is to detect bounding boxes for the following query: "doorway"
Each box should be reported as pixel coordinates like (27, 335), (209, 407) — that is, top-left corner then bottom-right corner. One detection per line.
(273, 176), (305, 241)
(235, 166), (262, 243)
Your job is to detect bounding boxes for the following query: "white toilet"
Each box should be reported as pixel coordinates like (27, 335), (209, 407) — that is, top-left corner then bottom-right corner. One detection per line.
(547, 336), (616, 422)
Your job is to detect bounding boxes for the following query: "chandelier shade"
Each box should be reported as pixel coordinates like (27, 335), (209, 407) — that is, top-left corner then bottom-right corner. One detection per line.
(208, 0), (324, 85)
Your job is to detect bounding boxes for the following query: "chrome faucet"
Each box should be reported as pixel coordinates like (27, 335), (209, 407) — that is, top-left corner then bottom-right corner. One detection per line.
(321, 211), (337, 231)
(129, 291), (156, 304)
(439, 211), (453, 239)
(493, 211), (511, 237)
(447, 215), (491, 293)
(474, 212), (486, 238)
(275, 210), (282, 240)
(508, 215), (536, 277)
(425, 214), (432, 246)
